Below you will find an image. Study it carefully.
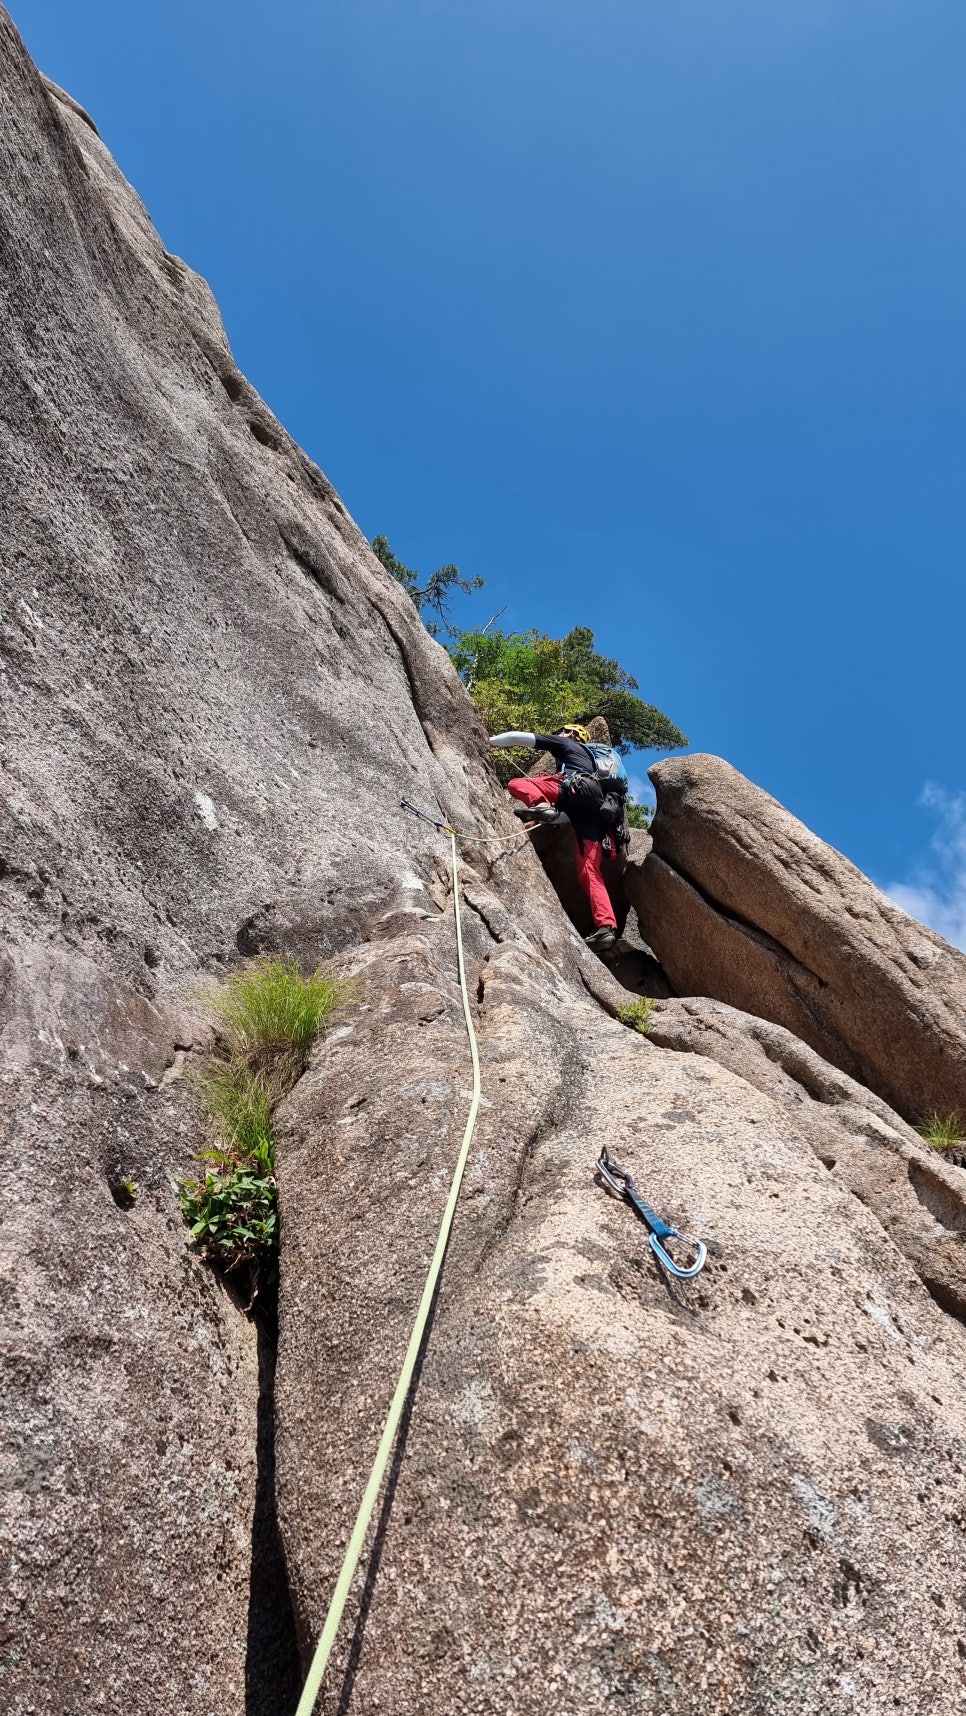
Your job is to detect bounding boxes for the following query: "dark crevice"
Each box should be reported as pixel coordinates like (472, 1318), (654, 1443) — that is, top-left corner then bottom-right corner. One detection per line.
(907, 1157), (966, 1234)
(245, 1283), (301, 1716)
(648, 847), (824, 984)
(279, 527), (347, 605)
(249, 416), (281, 450)
(474, 1100), (564, 1272)
(369, 600), (441, 760)
(922, 1276), (966, 1327)
(644, 849), (874, 1085)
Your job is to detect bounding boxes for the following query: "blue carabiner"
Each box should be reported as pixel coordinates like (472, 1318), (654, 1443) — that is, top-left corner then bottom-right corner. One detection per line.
(595, 1148), (707, 1281)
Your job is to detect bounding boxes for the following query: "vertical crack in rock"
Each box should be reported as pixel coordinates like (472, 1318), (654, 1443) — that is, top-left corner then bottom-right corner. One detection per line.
(244, 1289), (301, 1716)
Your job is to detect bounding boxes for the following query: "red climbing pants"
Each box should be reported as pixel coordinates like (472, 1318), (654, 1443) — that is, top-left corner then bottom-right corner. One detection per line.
(507, 775), (618, 931)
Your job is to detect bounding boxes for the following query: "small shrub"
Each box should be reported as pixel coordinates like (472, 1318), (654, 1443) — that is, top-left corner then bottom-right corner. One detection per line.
(179, 957), (345, 1297)
(617, 996), (655, 1035)
(179, 1164), (277, 1273)
(917, 1113), (966, 1151)
(626, 799), (653, 830)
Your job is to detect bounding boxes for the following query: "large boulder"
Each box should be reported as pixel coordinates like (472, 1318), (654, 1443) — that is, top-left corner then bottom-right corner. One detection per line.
(4, 12), (966, 1714)
(627, 753), (966, 1127)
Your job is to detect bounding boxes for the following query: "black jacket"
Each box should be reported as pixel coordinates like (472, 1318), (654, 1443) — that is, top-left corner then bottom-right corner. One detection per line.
(532, 734), (609, 843)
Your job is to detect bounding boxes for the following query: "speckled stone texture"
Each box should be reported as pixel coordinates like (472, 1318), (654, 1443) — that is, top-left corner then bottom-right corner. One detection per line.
(277, 916), (966, 1714)
(3, 9), (966, 1714)
(628, 752), (966, 1126)
(0, 14), (604, 1711)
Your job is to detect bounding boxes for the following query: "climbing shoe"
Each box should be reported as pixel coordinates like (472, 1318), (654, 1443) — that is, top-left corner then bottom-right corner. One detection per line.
(585, 926), (617, 953)
(514, 801), (558, 823)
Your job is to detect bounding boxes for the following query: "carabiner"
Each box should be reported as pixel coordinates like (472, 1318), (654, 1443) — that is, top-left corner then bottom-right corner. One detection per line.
(647, 1229), (708, 1282)
(595, 1148), (707, 1281)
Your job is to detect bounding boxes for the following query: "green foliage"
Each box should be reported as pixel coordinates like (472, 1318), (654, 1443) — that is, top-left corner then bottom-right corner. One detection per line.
(626, 799), (653, 830)
(179, 1165), (277, 1273)
(178, 958), (345, 1294)
(616, 997), (655, 1035)
(206, 956), (344, 1092)
(194, 1065), (275, 1168)
(372, 535), (483, 637)
(917, 1113), (966, 1150)
(448, 624), (686, 778)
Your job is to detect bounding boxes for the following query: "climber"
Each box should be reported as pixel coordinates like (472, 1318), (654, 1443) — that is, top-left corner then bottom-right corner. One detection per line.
(490, 725), (621, 954)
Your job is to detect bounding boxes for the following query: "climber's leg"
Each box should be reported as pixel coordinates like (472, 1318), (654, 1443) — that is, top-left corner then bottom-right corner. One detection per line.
(507, 775), (560, 809)
(574, 838), (617, 930)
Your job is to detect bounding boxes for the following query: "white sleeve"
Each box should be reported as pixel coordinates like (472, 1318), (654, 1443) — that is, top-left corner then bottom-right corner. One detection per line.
(489, 731), (536, 749)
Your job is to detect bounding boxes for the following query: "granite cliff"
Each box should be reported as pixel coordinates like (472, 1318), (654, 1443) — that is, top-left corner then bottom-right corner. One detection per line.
(2, 13), (966, 1714)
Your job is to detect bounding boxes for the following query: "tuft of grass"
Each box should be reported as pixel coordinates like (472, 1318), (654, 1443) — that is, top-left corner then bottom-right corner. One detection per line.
(206, 957), (344, 1090)
(193, 1065), (275, 1170)
(179, 957), (345, 1297)
(617, 996), (655, 1035)
(917, 1113), (966, 1151)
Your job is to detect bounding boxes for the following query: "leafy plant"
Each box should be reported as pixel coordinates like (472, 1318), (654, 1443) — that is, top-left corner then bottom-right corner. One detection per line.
(372, 535), (483, 637)
(178, 957), (345, 1297)
(626, 799), (653, 830)
(917, 1113), (966, 1150)
(617, 997), (655, 1035)
(447, 624), (686, 780)
(179, 1165), (277, 1273)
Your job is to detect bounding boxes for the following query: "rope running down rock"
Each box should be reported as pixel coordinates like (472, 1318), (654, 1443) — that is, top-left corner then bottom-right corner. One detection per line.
(294, 824), (482, 1715)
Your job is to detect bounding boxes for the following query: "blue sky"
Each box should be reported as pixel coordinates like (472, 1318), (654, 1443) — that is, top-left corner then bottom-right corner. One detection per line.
(12, 0), (966, 942)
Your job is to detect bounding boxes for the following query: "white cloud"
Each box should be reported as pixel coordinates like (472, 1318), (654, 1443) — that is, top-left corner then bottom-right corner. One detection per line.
(883, 784), (966, 952)
(626, 773), (654, 806)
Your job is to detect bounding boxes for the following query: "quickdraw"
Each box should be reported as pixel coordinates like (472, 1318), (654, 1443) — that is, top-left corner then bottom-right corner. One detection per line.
(400, 796), (538, 844)
(595, 1147), (707, 1281)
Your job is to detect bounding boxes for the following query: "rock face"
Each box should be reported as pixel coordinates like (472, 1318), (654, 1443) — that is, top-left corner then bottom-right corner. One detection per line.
(278, 928), (966, 1715)
(649, 996), (966, 1322)
(628, 753), (966, 1126)
(4, 13), (966, 1715)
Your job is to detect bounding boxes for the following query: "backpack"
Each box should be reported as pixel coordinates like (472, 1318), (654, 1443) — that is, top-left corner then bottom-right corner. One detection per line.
(584, 743), (628, 793)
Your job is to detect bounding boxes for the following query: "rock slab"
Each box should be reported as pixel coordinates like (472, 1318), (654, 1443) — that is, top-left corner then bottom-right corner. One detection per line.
(628, 752), (966, 1126)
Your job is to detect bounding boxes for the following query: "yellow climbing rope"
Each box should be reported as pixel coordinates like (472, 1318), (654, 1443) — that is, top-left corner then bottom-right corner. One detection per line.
(294, 828), (482, 1716)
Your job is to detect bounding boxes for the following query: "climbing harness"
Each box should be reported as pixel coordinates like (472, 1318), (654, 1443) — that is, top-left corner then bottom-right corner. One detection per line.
(295, 813), (482, 1716)
(595, 1147), (707, 1281)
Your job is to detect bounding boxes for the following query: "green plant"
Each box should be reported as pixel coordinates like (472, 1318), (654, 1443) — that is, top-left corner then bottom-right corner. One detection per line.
(447, 624), (686, 780)
(178, 957), (345, 1294)
(616, 997), (655, 1035)
(917, 1113), (966, 1150)
(179, 1165), (277, 1273)
(193, 1065), (275, 1166)
(372, 534), (483, 636)
(205, 956), (344, 1092)
(626, 799), (653, 830)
